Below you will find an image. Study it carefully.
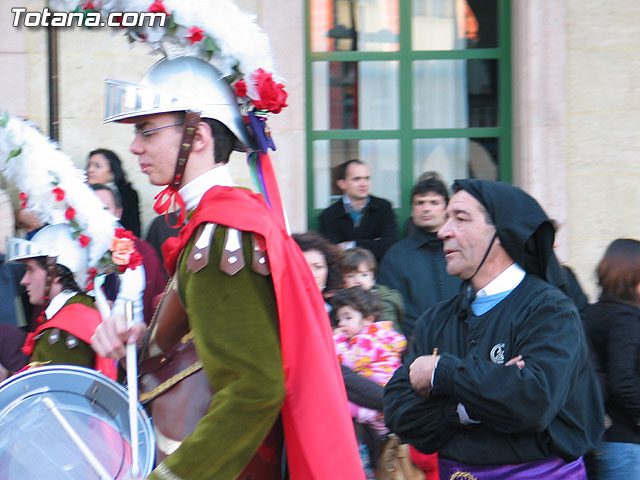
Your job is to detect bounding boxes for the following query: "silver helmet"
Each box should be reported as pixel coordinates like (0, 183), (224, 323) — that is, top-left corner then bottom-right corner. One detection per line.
(6, 223), (90, 290)
(104, 55), (253, 152)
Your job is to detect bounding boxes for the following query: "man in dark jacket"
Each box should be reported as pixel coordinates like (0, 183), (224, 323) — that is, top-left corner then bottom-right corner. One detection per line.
(378, 177), (460, 337)
(384, 179), (604, 479)
(319, 159), (397, 261)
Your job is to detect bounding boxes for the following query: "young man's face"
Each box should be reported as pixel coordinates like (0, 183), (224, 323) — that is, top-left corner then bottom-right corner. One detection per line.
(129, 113), (183, 186)
(412, 192), (447, 232)
(335, 305), (372, 339)
(337, 163), (370, 203)
(343, 263), (375, 290)
(20, 258), (48, 305)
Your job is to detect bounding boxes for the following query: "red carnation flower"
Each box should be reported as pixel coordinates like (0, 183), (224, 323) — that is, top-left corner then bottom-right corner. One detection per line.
(65, 206), (76, 220)
(252, 69), (288, 114)
(78, 234), (91, 248)
(52, 186), (65, 202)
(148, 1), (168, 14)
(19, 192), (27, 209)
(234, 79), (247, 98)
(114, 227), (136, 241)
(187, 26), (205, 45)
(82, 1), (96, 10)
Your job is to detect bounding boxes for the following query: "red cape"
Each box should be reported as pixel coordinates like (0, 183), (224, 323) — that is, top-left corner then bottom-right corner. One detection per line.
(163, 186), (364, 480)
(22, 303), (117, 380)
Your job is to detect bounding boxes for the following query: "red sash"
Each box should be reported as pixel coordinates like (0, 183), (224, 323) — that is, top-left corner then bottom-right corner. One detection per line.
(22, 303), (117, 380)
(162, 186), (364, 480)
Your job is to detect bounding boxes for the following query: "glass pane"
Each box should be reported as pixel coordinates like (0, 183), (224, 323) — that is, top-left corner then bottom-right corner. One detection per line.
(310, 0), (400, 52)
(413, 59), (497, 129)
(313, 61), (399, 130)
(412, 0), (497, 50)
(313, 139), (400, 209)
(413, 137), (499, 186)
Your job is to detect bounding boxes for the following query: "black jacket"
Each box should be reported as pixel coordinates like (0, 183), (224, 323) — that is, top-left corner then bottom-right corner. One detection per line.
(384, 274), (604, 465)
(118, 183), (141, 238)
(583, 300), (640, 444)
(378, 228), (461, 336)
(318, 195), (397, 261)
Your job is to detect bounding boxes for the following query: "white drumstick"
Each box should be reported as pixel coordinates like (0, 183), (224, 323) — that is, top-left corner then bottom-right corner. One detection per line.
(125, 300), (140, 477)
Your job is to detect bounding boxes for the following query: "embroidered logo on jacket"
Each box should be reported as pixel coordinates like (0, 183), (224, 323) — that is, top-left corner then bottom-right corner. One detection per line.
(450, 472), (478, 480)
(490, 343), (506, 364)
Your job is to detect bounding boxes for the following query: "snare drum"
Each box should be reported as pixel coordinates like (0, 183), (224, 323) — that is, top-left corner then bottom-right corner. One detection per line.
(0, 365), (154, 479)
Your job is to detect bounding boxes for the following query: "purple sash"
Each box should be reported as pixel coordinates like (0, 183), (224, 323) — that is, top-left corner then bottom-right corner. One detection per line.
(438, 455), (586, 480)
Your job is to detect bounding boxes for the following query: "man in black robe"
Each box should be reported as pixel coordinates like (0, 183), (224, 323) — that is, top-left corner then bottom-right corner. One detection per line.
(384, 179), (604, 479)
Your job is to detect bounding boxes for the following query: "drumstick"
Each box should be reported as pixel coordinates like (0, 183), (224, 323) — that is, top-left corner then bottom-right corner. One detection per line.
(42, 396), (114, 480)
(125, 300), (140, 477)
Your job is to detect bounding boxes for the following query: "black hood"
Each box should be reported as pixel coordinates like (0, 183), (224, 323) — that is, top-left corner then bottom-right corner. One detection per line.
(452, 179), (565, 290)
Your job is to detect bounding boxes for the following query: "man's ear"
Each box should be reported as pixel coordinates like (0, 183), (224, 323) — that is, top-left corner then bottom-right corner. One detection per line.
(336, 179), (346, 192)
(191, 121), (213, 153)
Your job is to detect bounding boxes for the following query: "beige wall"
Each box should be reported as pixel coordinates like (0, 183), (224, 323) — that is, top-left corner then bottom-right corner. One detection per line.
(565, 0), (640, 300)
(513, 0), (640, 300)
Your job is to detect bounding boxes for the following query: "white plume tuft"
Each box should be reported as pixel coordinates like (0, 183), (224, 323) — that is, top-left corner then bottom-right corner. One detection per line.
(0, 114), (118, 268)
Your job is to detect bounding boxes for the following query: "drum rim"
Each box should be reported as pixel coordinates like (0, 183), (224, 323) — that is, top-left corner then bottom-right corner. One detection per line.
(0, 364), (155, 476)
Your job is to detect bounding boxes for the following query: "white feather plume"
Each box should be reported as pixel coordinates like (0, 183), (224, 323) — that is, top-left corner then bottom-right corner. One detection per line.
(46, 0), (276, 80)
(0, 114), (118, 269)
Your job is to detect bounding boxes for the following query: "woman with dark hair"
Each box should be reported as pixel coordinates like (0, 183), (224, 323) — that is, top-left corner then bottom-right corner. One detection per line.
(583, 238), (640, 480)
(86, 148), (141, 236)
(292, 231), (343, 309)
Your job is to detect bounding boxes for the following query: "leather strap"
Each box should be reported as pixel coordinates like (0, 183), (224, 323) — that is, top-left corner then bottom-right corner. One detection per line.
(42, 256), (58, 302)
(172, 110), (201, 189)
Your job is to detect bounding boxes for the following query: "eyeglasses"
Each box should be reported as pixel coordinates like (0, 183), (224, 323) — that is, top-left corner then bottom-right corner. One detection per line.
(134, 122), (184, 138)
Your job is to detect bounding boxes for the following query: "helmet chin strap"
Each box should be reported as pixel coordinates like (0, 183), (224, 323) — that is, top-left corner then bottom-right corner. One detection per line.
(153, 110), (201, 227)
(172, 111), (201, 190)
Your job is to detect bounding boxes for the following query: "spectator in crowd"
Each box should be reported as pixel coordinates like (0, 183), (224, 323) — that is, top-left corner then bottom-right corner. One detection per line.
(86, 148), (141, 237)
(378, 176), (461, 337)
(90, 183), (167, 325)
(0, 187), (30, 378)
(319, 159), (397, 261)
(551, 219), (589, 312)
(339, 247), (404, 333)
(145, 211), (181, 267)
(0, 187), (29, 328)
(583, 238), (640, 479)
(292, 231), (343, 311)
(332, 286), (406, 478)
(384, 179), (604, 479)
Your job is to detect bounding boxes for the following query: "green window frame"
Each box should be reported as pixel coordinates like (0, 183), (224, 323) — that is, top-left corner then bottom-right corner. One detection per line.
(305, 0), (512, 230)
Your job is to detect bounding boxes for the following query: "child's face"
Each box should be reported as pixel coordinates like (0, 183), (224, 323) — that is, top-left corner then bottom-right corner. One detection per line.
(343, 264), (375, 290)
(335, 305), (372, 338)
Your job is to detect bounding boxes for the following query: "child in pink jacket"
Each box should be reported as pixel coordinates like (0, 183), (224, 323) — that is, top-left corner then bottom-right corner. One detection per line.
(332, 286), (406, 433)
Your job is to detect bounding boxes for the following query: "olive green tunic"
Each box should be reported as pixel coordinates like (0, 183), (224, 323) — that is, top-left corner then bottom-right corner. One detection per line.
(31, 294), (96, 368)
(150, 225), (285, 480)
